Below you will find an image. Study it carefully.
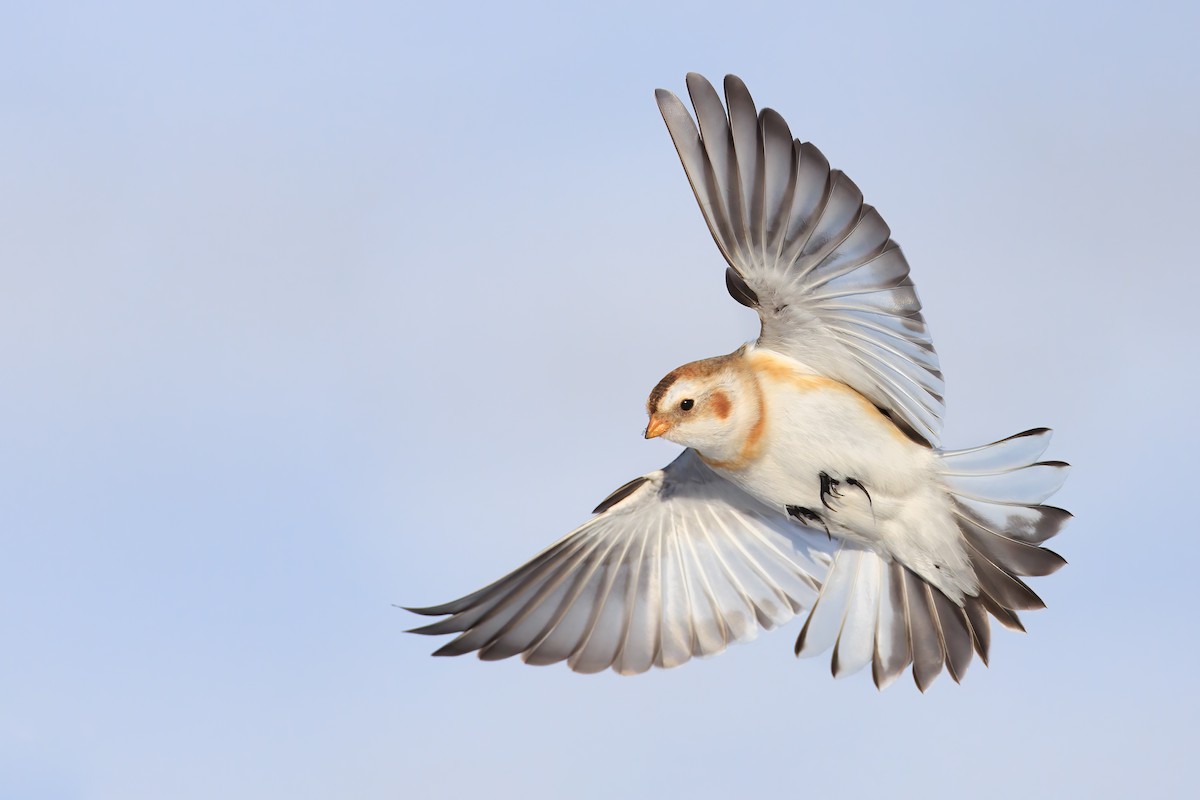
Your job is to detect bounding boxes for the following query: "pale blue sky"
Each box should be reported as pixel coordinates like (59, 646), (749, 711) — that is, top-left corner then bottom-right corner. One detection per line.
(2, 2), (1197, 798)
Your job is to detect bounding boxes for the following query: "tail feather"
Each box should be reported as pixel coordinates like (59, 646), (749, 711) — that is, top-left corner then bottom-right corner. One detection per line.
(941, 461), (1069, 505)
(793, 428), (1070, 690)
(905, 570), (945, 691)
(943, 428), (1069, 637)
(954, 495), (1071, 544)
(938, 427), (1052, 474)
(955, 510), (1066, 577)
(871, 562), (912, 689)
(830, 550), (882, 678)
(794, 547), (860, 659)
(962, 596), (991, 664)
(965, 539), (1048, 611)
(929, 587), (974, 683)
(979, 591), (1027, 632)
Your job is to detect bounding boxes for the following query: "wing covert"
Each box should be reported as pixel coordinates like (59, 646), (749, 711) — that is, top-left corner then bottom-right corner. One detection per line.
(656, 73), (945, 446)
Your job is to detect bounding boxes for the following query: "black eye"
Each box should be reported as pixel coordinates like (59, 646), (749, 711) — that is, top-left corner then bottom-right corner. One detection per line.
(679, 398), (694, 411)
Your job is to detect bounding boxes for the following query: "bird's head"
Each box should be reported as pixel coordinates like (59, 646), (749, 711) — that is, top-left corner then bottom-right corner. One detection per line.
(644, 350), (759, 459)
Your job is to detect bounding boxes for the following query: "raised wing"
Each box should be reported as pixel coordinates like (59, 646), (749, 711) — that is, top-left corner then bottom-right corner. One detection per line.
(406, 450), (835, 675)
(656, 73), (945, 446)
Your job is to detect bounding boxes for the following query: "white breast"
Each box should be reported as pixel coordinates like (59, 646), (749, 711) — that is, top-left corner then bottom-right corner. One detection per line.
(709, 349), (972, 598)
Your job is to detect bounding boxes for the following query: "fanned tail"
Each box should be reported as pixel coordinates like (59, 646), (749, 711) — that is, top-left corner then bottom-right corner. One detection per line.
(940, 426), (1072, 640)
(794, 428), (1071, 690)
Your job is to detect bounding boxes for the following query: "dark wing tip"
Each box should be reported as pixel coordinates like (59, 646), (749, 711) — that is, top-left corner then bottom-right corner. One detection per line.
(871, 660), (885, 691)
(401, 605), (442, 616)
(758, 107), (790, 145)
(793, 613), (815, 656)
(432, 641), (469, 657)
(1041, 548), (1068, 573)
(723, 73), (750, 97)
(684, 72), (720, 106)
(1043, 505), (1074, 521)
(1010, 427), (1052, 439)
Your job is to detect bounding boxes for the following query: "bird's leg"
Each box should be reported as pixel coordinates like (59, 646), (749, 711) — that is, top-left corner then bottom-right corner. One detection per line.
(787, 505), (830, 539)
(819, 471), (841, 510)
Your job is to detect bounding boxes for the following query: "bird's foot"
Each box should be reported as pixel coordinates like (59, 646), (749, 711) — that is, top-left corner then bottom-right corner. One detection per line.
(845, 477), (872, 507)
(819, 471), (841, 510)
(787, 505), (831, 539)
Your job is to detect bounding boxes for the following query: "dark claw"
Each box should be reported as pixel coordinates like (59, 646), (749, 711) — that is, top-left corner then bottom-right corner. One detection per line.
(845, 477), (872, 506)
(819, 471), (841, 510)
(787, 505), (831, 539)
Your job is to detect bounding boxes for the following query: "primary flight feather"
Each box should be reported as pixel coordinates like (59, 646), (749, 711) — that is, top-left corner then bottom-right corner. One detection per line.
(407, 73), (1070, 690)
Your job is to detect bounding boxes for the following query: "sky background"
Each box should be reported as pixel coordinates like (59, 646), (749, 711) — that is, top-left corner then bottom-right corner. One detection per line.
(2, 1), (1198, 798)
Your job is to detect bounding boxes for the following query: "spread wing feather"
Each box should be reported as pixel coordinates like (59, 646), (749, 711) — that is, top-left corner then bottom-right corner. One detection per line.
(407, 450), (836, 675)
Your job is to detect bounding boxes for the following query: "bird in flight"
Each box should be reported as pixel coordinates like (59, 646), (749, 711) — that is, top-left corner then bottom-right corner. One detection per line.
(406, 73), (1070, 690)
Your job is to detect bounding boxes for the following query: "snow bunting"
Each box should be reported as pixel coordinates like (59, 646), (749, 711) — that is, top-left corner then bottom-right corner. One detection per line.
(406, 73), (1070, 690)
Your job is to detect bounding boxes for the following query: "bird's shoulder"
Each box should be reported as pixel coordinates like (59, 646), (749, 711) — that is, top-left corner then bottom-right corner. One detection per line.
(745, 346), (918, 445)
(744, 346), (856, 396)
